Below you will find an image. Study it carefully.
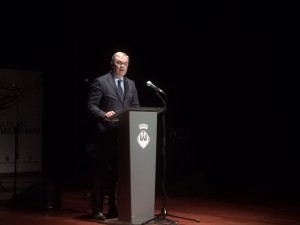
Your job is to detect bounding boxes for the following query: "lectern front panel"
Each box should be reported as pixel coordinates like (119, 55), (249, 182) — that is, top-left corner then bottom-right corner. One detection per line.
(118, 110), (158, 224)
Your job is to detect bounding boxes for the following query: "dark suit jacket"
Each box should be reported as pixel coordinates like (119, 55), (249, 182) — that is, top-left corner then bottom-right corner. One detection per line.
(87, 72), (140, 134)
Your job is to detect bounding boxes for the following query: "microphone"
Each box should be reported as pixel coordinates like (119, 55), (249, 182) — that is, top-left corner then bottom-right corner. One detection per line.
(146, 81), (165, 94)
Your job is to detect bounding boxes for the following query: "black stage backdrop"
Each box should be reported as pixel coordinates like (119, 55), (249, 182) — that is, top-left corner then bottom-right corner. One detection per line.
(0, 2), (292, 195)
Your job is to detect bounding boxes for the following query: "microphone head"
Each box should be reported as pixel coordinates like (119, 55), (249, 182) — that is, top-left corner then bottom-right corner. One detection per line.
(146, 81), (152, 86)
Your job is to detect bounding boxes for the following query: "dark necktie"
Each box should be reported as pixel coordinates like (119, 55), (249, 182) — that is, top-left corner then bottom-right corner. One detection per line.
(117, 79), (124, 100)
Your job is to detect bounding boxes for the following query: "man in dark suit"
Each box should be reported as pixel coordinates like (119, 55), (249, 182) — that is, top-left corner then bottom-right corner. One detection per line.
(87, 51), (140, 220)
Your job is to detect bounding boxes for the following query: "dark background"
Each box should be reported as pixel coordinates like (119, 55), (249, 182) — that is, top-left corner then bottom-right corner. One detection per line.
(0, 2), (292, 197)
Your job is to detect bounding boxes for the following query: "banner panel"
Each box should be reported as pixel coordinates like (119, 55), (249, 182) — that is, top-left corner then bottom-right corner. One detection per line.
(0, 69), (43, 174)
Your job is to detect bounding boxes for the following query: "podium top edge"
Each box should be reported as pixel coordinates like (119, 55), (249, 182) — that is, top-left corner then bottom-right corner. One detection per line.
(126, 107), (165, 113)
(106, 107), (165, 121)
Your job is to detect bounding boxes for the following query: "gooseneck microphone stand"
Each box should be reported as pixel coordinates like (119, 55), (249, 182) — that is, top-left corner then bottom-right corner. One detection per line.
(142, 88), (200, 225)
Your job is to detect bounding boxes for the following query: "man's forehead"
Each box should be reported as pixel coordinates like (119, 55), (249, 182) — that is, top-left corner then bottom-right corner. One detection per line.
(114, 54), (128, 61)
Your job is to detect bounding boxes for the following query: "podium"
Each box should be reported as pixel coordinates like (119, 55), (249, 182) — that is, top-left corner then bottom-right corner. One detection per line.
(108, 107), (164, 224)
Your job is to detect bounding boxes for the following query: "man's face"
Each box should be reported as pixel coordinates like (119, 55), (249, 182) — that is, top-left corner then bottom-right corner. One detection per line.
(112, 54), (129, 77)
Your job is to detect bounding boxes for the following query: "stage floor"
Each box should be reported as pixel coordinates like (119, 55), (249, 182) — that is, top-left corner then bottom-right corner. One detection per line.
(1, 177), (300, 225)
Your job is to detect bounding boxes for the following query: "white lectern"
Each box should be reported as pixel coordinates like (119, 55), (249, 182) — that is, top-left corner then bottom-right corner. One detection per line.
(108, 107), (164, 225)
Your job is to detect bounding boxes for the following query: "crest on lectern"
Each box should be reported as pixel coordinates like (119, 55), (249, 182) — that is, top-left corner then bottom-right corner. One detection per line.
(137, 123), (150, 149)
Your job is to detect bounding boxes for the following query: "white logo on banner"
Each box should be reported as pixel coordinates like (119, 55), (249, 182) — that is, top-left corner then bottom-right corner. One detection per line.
(137, 123), (150, 149)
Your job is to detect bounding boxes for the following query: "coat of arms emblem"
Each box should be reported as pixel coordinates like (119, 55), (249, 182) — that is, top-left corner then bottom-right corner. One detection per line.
(137, 123), (150, 149)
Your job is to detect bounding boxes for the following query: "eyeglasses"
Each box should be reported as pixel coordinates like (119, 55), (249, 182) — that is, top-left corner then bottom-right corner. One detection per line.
(115, 60), (128, 67)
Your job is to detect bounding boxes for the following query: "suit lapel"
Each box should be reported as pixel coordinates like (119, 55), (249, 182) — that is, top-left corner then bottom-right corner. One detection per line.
(123, 78), (128, 100)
